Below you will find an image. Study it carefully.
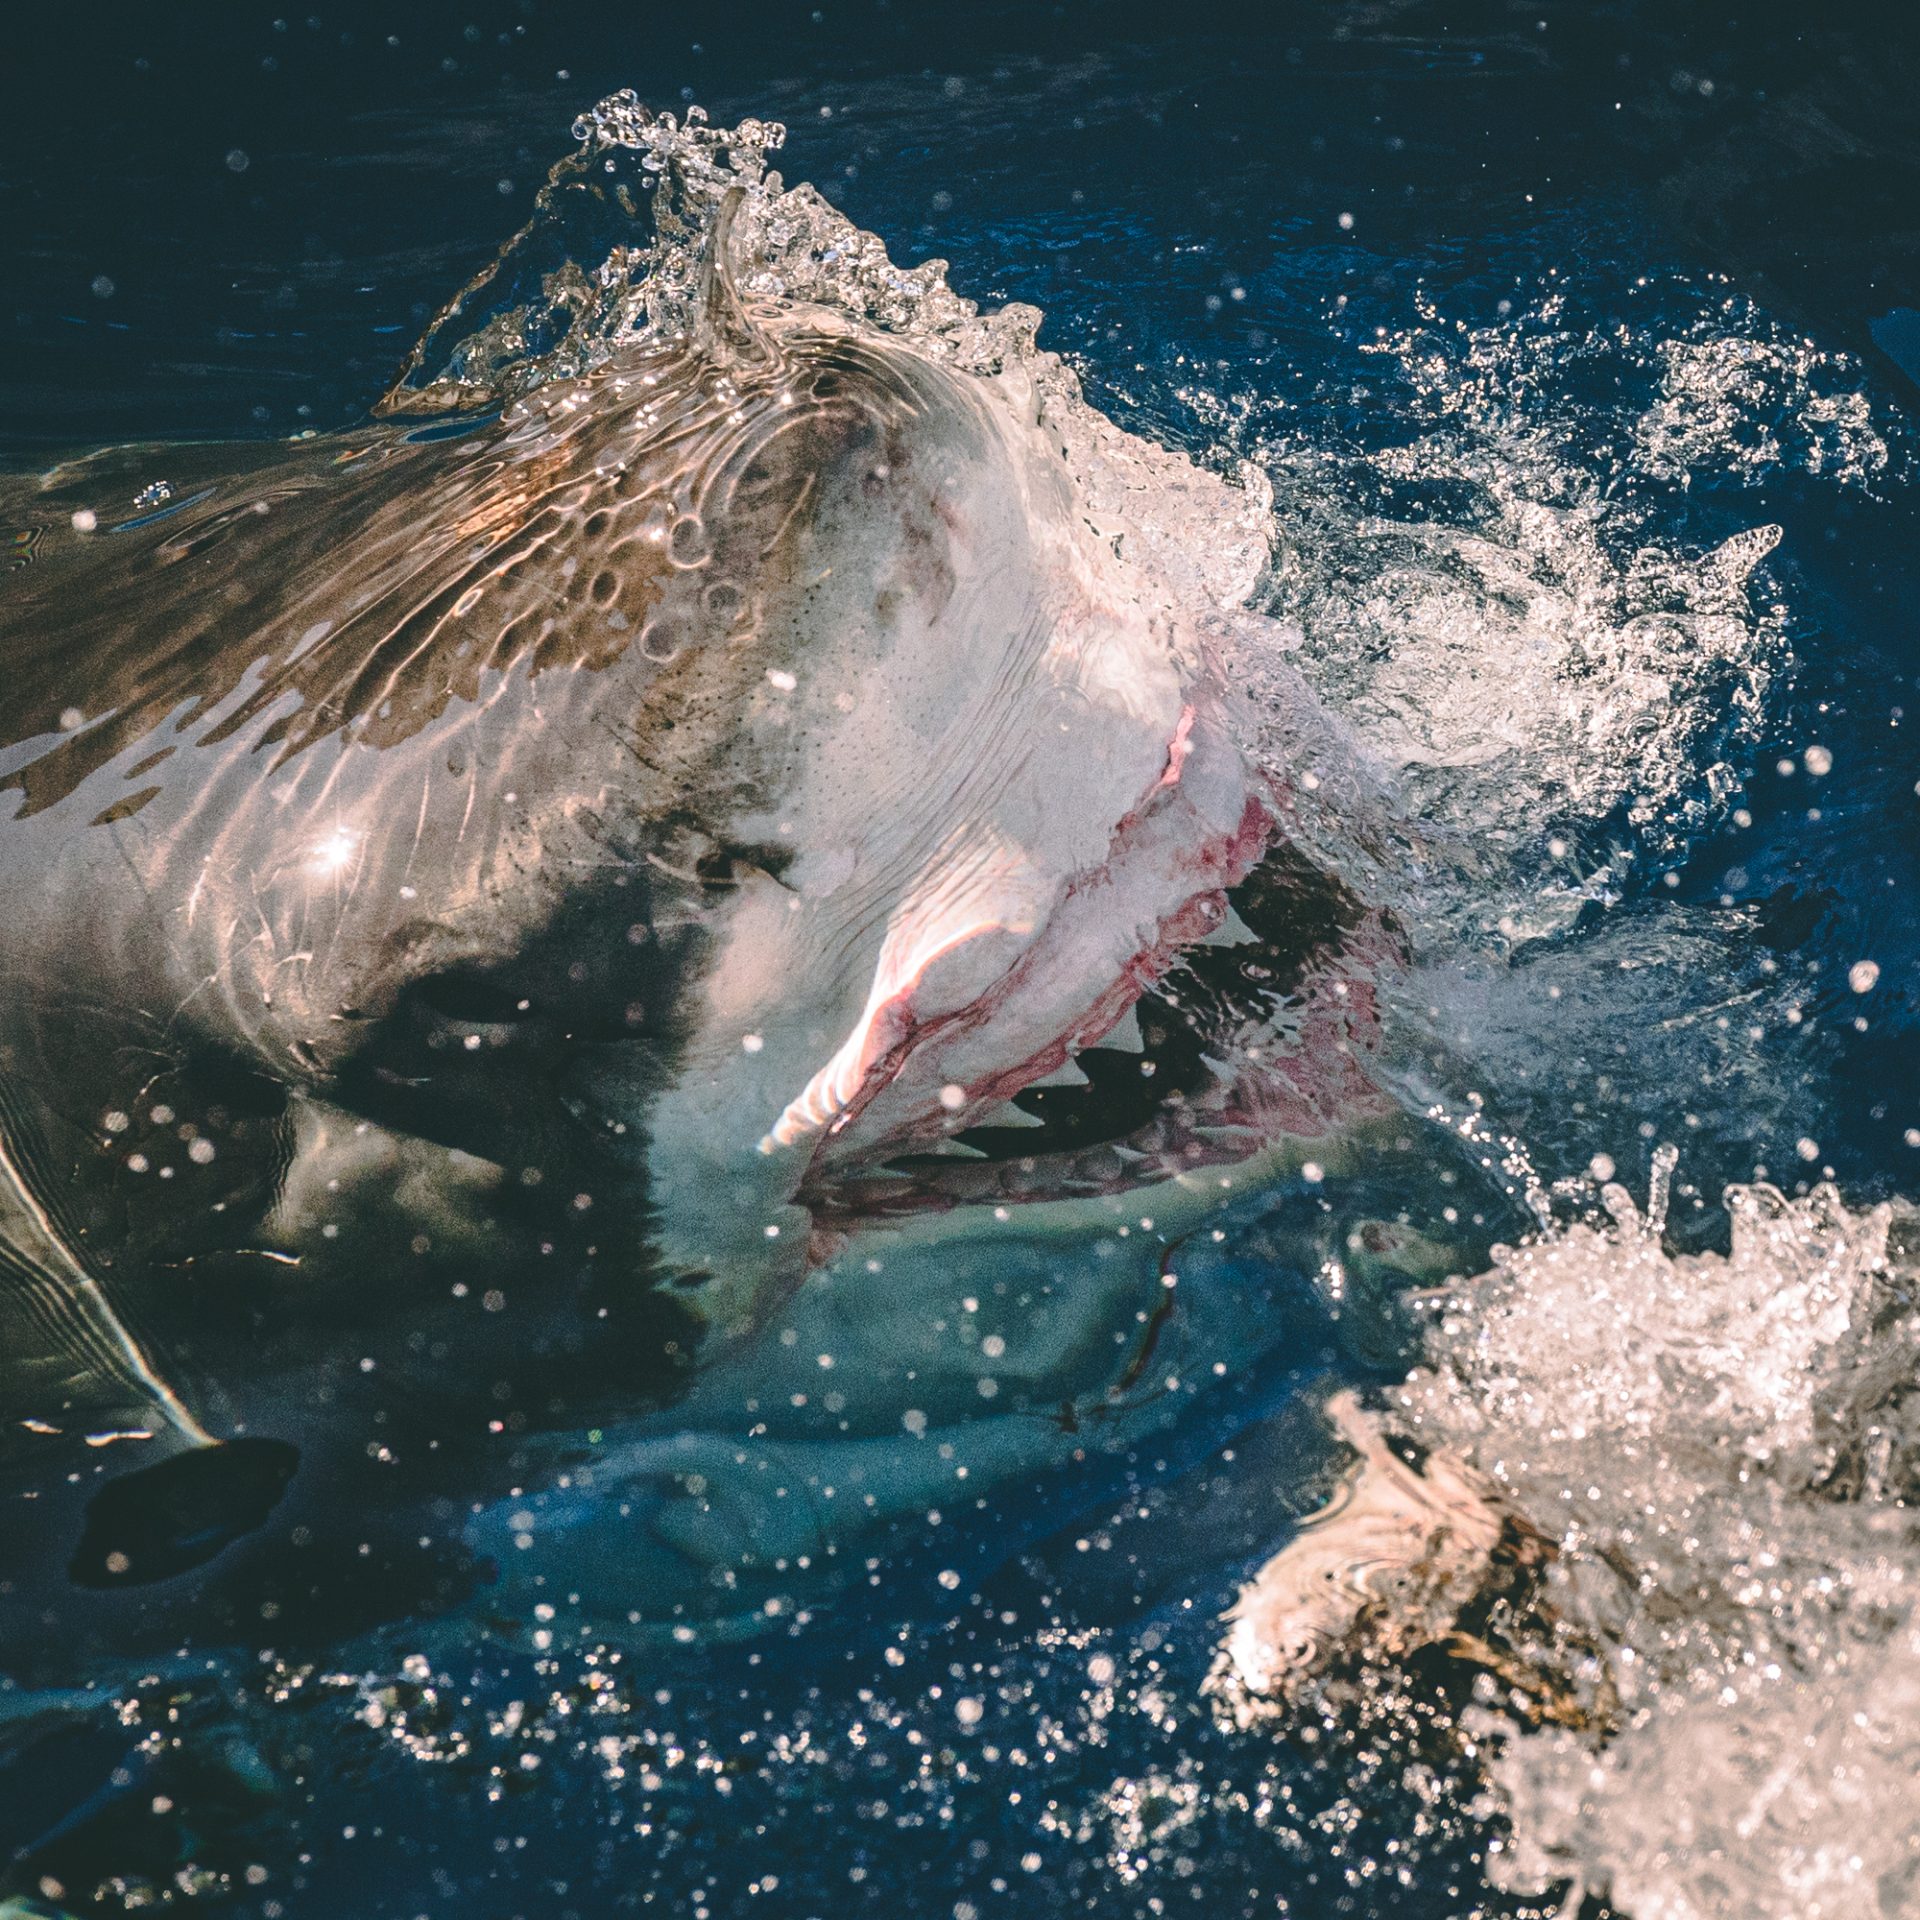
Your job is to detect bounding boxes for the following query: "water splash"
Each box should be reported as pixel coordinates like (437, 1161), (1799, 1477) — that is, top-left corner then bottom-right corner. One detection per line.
(1412, 1171), (1920, 1919)
(372, 102), (1906, 988)
(378, 93), (1275, 624)
(1173, 276), (1904, 961)
(1215, 1156), (1920, 1920)
(1636, 331), (1893, 489)
(1256, 310), (1791, 933)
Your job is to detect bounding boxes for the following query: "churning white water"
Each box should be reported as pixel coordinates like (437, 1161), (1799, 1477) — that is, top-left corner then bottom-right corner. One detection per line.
(1416, 1160), (1919, 1918)
(1165, 176), (1919, 1918)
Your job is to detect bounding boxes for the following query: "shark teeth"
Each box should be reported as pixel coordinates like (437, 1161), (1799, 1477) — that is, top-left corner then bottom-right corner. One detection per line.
(916, 1136), (990, 1160)
(1097, 1004), (1147, 1055)
(1023, 1054), (1092, 1091)
(1193, 903), (1260, 948)
(965, 1099), (1047, 1131)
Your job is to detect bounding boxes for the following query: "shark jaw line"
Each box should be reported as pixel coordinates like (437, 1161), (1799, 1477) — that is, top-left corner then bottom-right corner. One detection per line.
(758, 701), (1224, 1164)
(760, 768), (1278, 1191)
(758, 904), (1036, 1156)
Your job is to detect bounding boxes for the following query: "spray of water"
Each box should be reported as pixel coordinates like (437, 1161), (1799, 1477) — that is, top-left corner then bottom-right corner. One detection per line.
(379, 94), (1277, 624)
(1211, 1139), (1920, 1920)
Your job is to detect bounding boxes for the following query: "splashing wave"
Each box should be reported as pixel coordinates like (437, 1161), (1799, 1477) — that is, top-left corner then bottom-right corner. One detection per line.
(1214, 1146), (1920, 1920)
(379, 94), (1276, 623)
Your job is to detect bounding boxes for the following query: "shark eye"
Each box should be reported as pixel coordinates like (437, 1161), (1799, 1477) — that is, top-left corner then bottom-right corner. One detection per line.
(412, 971), (533, 1027)
(693, 840), (792, 890)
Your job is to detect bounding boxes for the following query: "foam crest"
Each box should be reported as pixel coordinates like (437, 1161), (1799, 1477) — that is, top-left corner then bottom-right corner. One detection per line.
(378, 95), (1274, 626)
(1384, 1165), (1920, 1917)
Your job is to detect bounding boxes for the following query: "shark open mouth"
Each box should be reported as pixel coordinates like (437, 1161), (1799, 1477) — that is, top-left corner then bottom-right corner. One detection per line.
(805, 840), (1398, 1226)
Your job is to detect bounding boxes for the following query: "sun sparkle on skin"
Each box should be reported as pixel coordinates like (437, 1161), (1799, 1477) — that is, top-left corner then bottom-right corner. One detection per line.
(309, 827), (360, 878)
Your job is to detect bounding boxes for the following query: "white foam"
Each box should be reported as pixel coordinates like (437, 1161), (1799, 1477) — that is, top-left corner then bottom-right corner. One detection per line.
(382, 95), (1275, 634)
(1169, 280), (1905, 959)
(1390, 1162), (1920, 1920)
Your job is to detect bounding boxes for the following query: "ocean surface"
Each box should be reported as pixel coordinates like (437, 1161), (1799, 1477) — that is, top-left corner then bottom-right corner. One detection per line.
(3, 5), (1919, 1917)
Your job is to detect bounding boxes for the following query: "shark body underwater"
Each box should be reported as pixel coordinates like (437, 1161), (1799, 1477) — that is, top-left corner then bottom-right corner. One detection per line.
(0, 157), (1394, 1673)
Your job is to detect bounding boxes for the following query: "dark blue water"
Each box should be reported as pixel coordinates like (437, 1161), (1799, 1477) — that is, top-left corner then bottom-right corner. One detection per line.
(4, 5), (1919, 1916)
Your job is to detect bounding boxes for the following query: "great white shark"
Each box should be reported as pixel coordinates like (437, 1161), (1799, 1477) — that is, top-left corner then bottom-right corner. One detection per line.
(0, 188), (1394, 1665)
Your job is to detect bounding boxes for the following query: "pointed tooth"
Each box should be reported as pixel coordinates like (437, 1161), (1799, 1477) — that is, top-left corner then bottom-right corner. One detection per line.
(969, 1100), (1047, 1131)
(921, 1138), (989, 1160)
(1194, 904), (1260, 949)
(1024, 1056), (1091, 1091)
(1098, 1005), (1146, 1054)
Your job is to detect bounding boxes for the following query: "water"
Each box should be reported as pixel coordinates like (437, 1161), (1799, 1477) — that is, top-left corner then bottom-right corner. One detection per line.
(3, 6), (1920, 1917)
